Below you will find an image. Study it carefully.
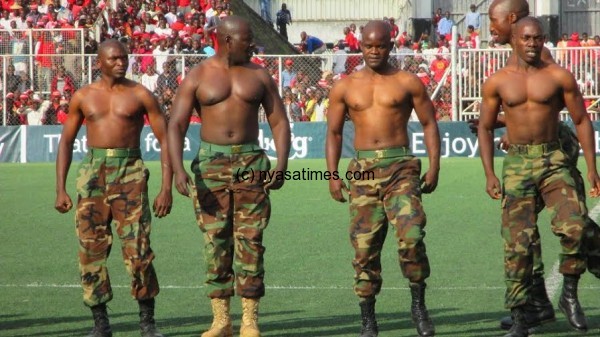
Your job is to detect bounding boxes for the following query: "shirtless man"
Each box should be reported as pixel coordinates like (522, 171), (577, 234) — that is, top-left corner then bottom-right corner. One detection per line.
(471, 0), (600, 332)
(167, 16), (290, 337)
(55, 39), (172, 337)
(326, 20), (440, 337)
(478, 17), (600, 337)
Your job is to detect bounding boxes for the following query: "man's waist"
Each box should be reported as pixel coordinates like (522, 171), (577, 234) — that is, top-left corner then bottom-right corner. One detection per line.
(507, 141), (560, 156)
(199, 140), (263, 155)
(88, 147), (141, 158)
(355, 146), (411, 159)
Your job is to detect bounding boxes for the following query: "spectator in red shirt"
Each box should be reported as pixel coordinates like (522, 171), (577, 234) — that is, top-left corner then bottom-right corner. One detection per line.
(51, 65), (76, 97)
(388, 17), (399, 40)
(170, 12), (186, 32)
(430, 53), (449, 83)
(343, 26), (359, 52)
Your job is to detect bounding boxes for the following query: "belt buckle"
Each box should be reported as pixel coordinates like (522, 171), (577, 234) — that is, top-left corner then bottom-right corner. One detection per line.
(375, 149), (385, 159)
(231, 145), (242, 154)
(530, 146), (543, 156)
(106, 149), (116, 157)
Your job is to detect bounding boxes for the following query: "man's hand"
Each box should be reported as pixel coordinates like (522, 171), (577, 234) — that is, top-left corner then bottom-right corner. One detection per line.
(329, 179), (349, 202)
(264, 169), (285, 192)
(174, 170), (192, 197)
(497, 134), (510, 151)
(153, 189), (173, 218)
(485, 175), (502, 199)
(420, 170), (439, 194)
(588, 172), (600, 198)
(55, 191), (73, 213)
(467, 118), (479, 134)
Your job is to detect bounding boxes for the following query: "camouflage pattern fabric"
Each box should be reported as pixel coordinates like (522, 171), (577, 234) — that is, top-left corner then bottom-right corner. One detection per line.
(347, 154), (430, 298)
(75, 149), (158, 307)
(557, 122), (600, 278)
(501, 145), (586, 309)
(191, 142), (271, 299)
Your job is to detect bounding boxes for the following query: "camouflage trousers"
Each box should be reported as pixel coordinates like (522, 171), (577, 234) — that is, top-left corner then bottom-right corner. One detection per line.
(502, 143), (586, 308)
(75, 148), (158, 307)
(191, 141), (271, 299)
(348, 151), (430, 298)
(528, 123), (600, 281)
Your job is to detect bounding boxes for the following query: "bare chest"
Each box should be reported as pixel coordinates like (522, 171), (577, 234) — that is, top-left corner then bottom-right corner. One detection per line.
(345, 83), (408, 112)
(198, 71), (265, 106)
(81, 92), (143, 121)
(498, 72), (561, 107)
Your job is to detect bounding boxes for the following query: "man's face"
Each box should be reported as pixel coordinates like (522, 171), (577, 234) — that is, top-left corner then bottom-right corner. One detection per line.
(489, 6), (512, 45)
(513, 22), (544, 64)
(99, 45), (128, 78)
(360, 27), (391, 70)
(228, 26), (255, 64)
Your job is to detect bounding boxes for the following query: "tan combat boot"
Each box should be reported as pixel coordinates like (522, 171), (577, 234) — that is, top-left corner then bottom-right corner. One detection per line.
(201, 298), (233, 337)
(240, 297), (261, 337)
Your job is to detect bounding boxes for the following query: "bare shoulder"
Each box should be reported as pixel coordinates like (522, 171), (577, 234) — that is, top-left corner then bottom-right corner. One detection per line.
(181, 57), (217, 84)
(246, 61), (274, 85)
(546, 62), (575, 79)
(395, 69), (422, 85)
(484, 66), (509, 87)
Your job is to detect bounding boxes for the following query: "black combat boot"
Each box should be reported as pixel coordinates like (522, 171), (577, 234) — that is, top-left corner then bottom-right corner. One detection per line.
(410, 282), (435, 337)
(358, 297), (378, 337)
(499, 277), (555, 330)
(139, 298), (165, 337)
(558, 275), (587, 332)
(87, 303), (112, 337)
(504, 306), (530, 337)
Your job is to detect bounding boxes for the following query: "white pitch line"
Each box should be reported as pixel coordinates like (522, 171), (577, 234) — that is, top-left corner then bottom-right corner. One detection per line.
(545, 261), (562, 300)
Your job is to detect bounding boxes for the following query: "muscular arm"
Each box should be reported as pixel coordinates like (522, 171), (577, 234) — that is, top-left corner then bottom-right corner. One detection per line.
(142, 86), (172, 193)
(55, 91), (85, 212)
(410, 75), (441, 193)
(167, 67), (198, 196)
(261, 70), (291, 173)
(478, 75), (502, 198)
(326, 80), (349, 201)
(561, 69), (600, 194)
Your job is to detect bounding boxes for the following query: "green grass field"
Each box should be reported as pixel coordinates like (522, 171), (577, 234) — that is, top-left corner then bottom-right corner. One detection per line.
(1, 158), (600, 337)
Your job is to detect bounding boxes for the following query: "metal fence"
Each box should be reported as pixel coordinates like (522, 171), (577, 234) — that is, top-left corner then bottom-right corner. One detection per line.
(456, 47), (600, 121)
(2, 46), (599, 125)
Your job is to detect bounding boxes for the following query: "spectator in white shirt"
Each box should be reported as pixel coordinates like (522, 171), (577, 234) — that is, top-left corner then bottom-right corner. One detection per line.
(465, 4), (480, 32)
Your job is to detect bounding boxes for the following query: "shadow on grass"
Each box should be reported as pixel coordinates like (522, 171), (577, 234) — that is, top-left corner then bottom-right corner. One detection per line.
(159, 308), (509, 337)
(4, 308), (600, 337)
(1, 312), (135, 337)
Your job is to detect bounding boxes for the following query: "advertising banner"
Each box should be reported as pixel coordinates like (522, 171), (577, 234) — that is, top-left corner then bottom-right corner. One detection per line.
(3, 121), (600, 163)
(0, 126), (21, 163)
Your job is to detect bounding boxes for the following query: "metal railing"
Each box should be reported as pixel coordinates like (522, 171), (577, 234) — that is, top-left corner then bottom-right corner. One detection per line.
(2, 45), (599, 125)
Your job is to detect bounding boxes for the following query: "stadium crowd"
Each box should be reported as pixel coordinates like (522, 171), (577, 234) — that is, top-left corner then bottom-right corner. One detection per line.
(1, 1), (598, 125)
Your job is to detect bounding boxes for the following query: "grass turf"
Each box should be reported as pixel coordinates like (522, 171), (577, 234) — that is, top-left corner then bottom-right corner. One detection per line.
(1, 158), (600, 337)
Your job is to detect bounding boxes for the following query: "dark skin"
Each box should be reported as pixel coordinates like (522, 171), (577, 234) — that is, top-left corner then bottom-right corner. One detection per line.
(469, 0), (556, 143)
(168, 16), (291, 197)
(55, 40), (173, 218)
(478, 18), (600, 199)
(326, 20), (440, 202)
